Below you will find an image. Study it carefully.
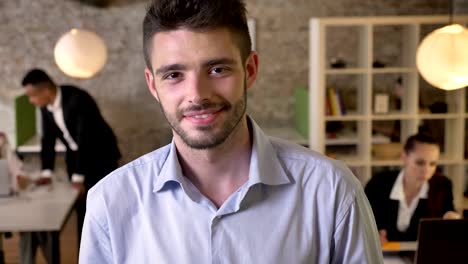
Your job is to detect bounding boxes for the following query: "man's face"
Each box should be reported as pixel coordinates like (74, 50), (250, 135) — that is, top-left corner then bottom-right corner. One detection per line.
(24, 84), (52, 107)
(144, 28), (258, 149)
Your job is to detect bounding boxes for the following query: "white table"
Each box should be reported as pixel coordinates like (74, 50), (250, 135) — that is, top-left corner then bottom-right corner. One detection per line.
(17, 135), (66, 154)
(0, 182), (78, 264)
(0, 182), (78, 232)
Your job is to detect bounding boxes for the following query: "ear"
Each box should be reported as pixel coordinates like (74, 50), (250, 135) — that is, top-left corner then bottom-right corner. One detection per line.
(245, 51), (259, 91)
(144, 67), (159, 102)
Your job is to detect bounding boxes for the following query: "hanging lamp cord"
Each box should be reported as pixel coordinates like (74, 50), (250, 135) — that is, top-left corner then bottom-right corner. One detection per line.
(449, 0), (454, 25)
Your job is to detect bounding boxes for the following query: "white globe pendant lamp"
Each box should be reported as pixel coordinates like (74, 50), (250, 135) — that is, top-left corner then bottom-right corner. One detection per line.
(54, 29), (108, 79)
(416, 24), (468, 90)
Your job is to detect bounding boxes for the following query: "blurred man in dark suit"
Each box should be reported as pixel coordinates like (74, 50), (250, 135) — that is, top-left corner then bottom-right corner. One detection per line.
(21, 68), (121, 264)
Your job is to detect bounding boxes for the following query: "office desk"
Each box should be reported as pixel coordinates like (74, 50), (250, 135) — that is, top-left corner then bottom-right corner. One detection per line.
(382, 241), (418, 252)
(383, 241), (417, 264)
(0, 182), (78, 264)
(16, 135), (66, 154)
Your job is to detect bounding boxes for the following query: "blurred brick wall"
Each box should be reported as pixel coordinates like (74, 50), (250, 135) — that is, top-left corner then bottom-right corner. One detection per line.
(0, 0), (449, 162)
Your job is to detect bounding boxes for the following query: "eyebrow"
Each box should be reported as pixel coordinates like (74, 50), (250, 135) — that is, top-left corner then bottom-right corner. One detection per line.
(203, 58), (237, 67)
(154, 64), (187, 76)
(154, 57), (237, 76)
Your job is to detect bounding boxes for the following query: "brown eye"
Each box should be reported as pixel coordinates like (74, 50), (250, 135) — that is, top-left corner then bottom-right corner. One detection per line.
(210, 67), (224, 74)
(163, 72), (182, 80)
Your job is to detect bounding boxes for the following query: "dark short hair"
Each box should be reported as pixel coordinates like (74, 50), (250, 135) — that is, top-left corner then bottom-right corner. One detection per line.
(403, 133), (439, 153)
(142, 0), (252, 71)
(21, 69), (55, 87)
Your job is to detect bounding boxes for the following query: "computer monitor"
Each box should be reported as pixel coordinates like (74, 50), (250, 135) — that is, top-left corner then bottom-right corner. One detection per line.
(414, 218), (468, 264)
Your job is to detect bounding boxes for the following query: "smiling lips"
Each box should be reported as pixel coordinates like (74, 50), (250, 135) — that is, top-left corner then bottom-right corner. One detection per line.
(183, 107), (224, 125)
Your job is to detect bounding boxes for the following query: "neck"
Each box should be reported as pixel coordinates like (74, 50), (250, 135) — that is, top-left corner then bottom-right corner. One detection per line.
(403, 173), (423, 191)
(175, 117), (252, 208)
(403, 173), (423, 204)
(48, 85), (58, 105)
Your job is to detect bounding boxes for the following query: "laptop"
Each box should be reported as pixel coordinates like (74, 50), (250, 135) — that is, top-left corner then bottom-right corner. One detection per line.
(414, 218), (468, 264)
(0, 159), (11, 196)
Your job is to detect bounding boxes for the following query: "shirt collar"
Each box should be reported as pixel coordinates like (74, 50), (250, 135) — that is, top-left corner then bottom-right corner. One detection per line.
(153, 116), (291, 193)
(389, 170), (429, 201)
(153, 140), (191, 193)
(246, 117), (291, 187)
(46, 86), (61, 112)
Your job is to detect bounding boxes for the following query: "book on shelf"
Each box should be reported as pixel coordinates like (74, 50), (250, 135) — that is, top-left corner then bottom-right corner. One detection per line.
(335, 89), (346, 115)
(325, 94), (331, 115)
(326, 87), (346, 116)
(327, 87), (338, 116)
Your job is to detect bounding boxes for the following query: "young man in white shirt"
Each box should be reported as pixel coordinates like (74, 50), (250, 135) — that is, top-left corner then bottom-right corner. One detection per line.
(79, 0), (383, 263)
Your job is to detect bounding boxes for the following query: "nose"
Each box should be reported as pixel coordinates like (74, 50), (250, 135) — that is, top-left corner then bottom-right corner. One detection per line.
(186, 74), (211, 104)
(422, 165), (432, 177)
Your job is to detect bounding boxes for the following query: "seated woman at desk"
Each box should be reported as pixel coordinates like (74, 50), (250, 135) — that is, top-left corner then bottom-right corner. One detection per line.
(365, 133), (460, 243)
(0, 132), (27, 192)
(0, 132), (44, 191)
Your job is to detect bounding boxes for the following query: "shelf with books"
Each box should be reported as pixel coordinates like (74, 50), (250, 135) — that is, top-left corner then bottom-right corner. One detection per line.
(309, 15), (468, 212)
(325, 74), (366, 117)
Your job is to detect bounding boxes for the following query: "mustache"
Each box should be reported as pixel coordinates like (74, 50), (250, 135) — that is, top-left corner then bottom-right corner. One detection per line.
(181, 101), (231, 112)
(176, 101), (231, 120)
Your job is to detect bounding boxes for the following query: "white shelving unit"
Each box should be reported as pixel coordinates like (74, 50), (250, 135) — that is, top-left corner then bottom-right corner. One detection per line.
(309, 16), (468, 212)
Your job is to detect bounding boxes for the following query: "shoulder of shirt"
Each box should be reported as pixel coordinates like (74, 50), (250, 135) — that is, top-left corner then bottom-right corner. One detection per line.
(268, 136), (348, 173)
(89, 143), (171, 193)
(88, 144), (170, 203)
(85, 144), (172, 225)
(267, 137), (369, 225)
(267, 136), (362, 194)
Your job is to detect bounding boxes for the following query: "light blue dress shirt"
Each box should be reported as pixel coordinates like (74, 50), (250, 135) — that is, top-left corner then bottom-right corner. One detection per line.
(80, 119), (383, 264)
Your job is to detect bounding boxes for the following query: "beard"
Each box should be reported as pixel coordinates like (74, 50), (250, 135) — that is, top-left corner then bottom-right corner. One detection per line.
(159, 83), (247, 150)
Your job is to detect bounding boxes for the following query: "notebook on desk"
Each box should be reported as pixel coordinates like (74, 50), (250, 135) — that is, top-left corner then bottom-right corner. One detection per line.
(414, 218), (468, 264)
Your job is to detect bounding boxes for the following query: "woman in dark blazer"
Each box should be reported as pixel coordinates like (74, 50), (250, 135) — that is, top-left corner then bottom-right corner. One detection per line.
(365, 133), (460, 243)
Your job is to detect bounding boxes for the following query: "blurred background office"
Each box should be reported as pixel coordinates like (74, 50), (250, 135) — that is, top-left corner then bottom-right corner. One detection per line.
(1, 0), (468, 263)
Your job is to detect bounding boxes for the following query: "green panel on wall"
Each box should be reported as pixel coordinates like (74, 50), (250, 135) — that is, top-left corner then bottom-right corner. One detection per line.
(294, 86), (309, 139)
(15, 94), (36, 146)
